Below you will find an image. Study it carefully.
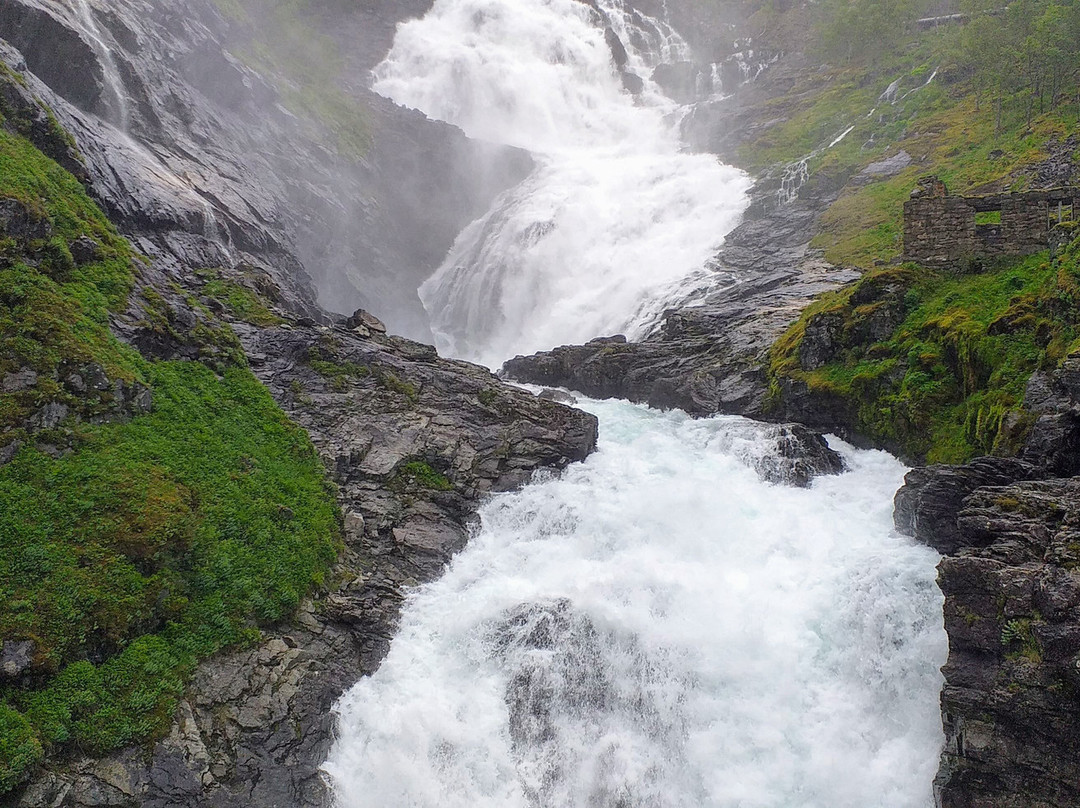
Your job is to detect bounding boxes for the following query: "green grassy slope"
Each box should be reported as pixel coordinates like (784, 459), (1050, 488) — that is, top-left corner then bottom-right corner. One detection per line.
(750, 0), (1080, 463)
(0, 121), (339, 792)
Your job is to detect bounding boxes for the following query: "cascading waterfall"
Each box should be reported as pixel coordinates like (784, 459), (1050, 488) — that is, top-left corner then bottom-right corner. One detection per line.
(325, 401), (947, 807)
(326, 1), (948, 803)
(371, 0), (752, 366)
(69, 0), (129, 130)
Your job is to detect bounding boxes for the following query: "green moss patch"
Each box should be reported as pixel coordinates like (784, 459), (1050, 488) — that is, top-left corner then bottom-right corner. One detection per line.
(393, 460), (452, 492)
(0, 130), (143, 439)
(202, 278), (283, 326)
(771, 243), (1080, 463)
(0, 363), (340, 766)
(0, 126), (340, 792)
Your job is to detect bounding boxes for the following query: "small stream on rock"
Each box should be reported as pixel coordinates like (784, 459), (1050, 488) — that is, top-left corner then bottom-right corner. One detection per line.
(325, 0), (948, 804)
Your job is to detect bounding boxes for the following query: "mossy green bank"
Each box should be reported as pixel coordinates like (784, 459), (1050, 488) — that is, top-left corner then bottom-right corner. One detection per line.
(0, 120), (340, 791)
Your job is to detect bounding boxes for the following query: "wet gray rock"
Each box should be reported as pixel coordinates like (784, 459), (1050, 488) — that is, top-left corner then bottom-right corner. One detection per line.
(1, 368), (38, 393)
(797, 310), (845, 370)
(651, 60), (705, 105)
(69, 236), (101, 265)
(343, 308), (387, 334)
(893, 457), (1044, 555)
(0, 440), (22, 465)
(855, 149), (912, 182)
(0, 640), (34, 680)
(30, 401), (69, 430)
(751, 423), (844, 487)
(1021, 356), (1080, 476)
(895, 469), (1080, 808)
(538, 388), (578, 404)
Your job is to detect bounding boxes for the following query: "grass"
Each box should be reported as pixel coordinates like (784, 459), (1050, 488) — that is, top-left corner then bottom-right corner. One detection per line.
(0, 128), (144, 444)
(309, 358), (371, 392)
(202, 278), (283, 327)
(0, 118), (341, 791)
(0, 363), (340, 762)
(770, 242), (1080, 463)
(393, 460), (452, 492)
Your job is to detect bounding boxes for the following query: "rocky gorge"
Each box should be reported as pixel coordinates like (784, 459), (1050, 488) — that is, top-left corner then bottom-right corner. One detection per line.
(1, 0), (1079, 805)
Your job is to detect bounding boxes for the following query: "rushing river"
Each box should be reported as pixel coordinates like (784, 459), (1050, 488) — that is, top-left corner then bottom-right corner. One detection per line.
(325, 0), (947, 803)
(325, 401), (946, 807)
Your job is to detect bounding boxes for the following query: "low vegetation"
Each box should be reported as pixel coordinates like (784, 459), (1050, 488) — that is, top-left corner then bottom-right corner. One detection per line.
(750, 0), (1080, 463)
(0, 116), (340, 792)
(771, 238), (1080, 463)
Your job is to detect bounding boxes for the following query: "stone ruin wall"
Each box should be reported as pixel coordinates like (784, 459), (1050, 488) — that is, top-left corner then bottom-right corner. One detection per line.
(902, 176), (1079, 266)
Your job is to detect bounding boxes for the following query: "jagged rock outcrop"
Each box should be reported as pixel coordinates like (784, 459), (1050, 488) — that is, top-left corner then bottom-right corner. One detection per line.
(747, 422), (845, 486)
(502, 192), (858, 419)
(895, 355), (1080, 808)
(896, 463), (1080, 808)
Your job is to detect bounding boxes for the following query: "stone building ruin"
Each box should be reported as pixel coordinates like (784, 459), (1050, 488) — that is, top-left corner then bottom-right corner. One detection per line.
(902, 176), (1078, 266)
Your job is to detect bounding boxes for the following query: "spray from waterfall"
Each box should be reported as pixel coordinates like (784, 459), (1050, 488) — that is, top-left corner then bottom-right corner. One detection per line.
(325, 400), (947, 807)
(372, 0), (751, 367)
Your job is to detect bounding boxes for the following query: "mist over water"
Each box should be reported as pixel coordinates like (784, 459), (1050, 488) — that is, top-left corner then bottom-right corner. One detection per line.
(372, 0), (751, 365)
(325, 400), (947, 807)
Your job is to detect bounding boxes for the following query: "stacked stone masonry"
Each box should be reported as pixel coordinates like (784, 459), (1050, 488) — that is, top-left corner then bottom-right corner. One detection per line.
(903, 176), (1079, 266)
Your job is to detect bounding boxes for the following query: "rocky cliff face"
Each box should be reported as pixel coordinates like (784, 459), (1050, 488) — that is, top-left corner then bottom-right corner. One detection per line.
(893, 359), (1080, 808)
(0, 0), (531, 341)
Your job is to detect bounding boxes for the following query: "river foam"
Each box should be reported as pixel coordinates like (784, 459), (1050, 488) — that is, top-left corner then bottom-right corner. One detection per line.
(325, 399), (947, 807)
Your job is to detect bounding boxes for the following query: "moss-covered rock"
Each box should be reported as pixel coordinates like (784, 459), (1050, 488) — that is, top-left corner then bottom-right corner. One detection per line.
(769, 240), (1080, 463)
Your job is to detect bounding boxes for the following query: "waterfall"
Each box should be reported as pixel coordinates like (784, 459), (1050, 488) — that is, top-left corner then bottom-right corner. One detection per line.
(326, 1), (948, 803)
(325, 400), (947, 807)
(371, 0), (751, 367)
(69, 0), (129, 130)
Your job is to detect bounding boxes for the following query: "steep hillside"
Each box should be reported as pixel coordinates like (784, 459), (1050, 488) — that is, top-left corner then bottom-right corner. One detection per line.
(0, 5), (597, 804)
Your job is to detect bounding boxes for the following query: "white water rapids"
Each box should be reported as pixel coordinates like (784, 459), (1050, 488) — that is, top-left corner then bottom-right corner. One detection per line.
(325, 401), (947, 807)
(326, 0), (947, 803)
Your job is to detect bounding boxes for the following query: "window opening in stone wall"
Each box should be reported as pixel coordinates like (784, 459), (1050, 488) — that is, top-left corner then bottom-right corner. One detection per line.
(975, 210), (1001, 225)
(1051, 203), (1073, 225)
